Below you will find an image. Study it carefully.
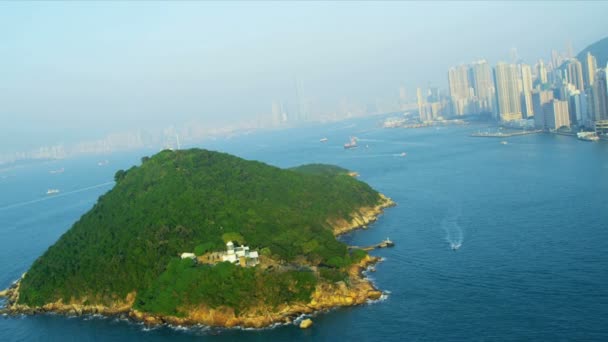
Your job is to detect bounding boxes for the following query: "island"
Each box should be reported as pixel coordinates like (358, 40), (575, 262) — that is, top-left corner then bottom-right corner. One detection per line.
(0, 149), (394, 328)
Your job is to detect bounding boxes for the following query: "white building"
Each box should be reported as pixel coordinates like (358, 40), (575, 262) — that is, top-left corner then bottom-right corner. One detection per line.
(180, 252), (196, 260)
(221, 241), (259, 267)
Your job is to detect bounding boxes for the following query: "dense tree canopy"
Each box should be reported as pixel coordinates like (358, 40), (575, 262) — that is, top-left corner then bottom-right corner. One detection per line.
(18, 149), (380, 310)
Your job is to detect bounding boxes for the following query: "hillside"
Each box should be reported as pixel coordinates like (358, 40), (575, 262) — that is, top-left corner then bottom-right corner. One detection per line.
(577, 36), (608, 68)
(13, 149), (391, 321)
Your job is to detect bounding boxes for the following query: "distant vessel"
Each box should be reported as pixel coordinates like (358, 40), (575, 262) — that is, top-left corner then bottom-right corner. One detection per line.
(320, 137), (328, 143)
(46, 189), (60, 195)
(501, 141), (508, 145)
(98, 160), (109, 166)
(400, 152), (407, 157)
(383, 117), (405, 128)
(344, 137), (358, 149)
(577, 132), (599, 142)
(49, 167), (64, 174)
(451, 242), (461, 251)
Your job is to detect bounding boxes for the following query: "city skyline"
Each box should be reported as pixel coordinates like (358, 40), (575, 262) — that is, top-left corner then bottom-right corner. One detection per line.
(2, 2), (608, 162)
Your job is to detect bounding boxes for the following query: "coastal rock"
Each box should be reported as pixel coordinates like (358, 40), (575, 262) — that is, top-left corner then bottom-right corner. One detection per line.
(300, 318), (313, 329)
(329, 194), (396, 236)
(367, 291), (382, 300)
(0, 289), (7, 297)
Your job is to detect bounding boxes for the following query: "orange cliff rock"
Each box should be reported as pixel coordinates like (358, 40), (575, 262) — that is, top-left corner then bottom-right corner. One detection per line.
(329, 193), (396, 236)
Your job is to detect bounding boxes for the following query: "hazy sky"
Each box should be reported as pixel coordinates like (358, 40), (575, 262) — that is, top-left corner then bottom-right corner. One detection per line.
(1, 1), (607, 150)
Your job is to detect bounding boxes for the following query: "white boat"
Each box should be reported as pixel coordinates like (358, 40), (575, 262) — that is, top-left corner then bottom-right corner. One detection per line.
(577, 132), (599, 142)
(46, 189), (60, 195)
(98, 160), (109, 166)
(49, 167), (64, 174)
(344, 136), (358, 149)
(500, 141), (508, 145)
(400, 152), (407, 157)
(320, 137), (328, 143)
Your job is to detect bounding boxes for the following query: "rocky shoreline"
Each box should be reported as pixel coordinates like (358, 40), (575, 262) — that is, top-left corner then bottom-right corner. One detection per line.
(0, 195), (395, 329)
(330, 193), (396, 236)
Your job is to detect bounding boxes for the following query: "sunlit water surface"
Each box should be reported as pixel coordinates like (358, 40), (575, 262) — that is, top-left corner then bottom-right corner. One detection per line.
(2, 116), (607, 341)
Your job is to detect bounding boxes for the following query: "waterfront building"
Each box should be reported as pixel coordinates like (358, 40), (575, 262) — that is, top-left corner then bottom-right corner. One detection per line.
(417, 87), (431, 122)
(544, 100), (571, 130)
(494, 62), (523, 122)
(532, 90), (554, 130)
(592, 68), (608, 121)
(520, 64), (534, 118)
(567, 88), (586, 127)
(448, 65), (471, 116)
(595, 120), (608, 135)
(470, 60), (496, 115)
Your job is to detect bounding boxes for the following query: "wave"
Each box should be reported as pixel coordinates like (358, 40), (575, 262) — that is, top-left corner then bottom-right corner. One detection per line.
(442, 205), (464, 250)
(0, 181), (114, 211)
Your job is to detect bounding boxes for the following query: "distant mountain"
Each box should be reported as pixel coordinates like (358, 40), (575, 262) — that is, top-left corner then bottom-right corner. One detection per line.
(577, 37), (608, 68)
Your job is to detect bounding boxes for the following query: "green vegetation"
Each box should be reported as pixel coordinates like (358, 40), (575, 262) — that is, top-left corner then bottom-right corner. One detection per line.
(135, 258), (316, 316)
(18, 149), (381, 311)
(289, 164), (350, 176)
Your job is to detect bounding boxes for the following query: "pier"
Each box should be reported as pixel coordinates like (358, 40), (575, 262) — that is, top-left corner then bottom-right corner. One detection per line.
(349, 238), (394, 251)
(470, 129), (542, 138)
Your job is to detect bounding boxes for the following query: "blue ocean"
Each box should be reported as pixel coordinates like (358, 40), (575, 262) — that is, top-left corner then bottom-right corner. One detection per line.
(1, 116), (607, 341)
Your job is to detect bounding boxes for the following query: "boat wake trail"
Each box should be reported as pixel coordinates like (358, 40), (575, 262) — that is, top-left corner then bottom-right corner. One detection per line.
(441, 207), (463, 250)
(0, 181), (114, 211)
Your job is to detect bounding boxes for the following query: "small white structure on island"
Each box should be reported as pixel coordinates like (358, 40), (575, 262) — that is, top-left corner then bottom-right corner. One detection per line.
(222, 241), (259, 267)
(180, 252), (196, 260)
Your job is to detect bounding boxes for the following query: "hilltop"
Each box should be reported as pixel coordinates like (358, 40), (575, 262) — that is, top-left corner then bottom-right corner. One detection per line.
(2, 149), (394, 327)
(577, 36), (608, 68)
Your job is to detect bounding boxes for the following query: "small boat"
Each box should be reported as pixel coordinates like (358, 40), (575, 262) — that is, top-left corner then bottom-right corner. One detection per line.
(577, 132), (599, 142)
(500, 141), (508, 145)
(320, 137), (328, 143)
(46, 189), (60, 195)
(49, 167), (64, 174)
(344, 137), (358, 149)
(98, 160), (109, 166)
(400, 152), (407, 157)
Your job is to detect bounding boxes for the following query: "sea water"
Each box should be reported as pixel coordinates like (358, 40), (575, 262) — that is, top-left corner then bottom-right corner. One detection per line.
(1, 116), (607, 341)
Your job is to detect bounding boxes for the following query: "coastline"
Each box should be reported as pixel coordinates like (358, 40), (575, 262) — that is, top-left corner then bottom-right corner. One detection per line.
(330, 193), (396, 236)
(0, 194), (395, 329)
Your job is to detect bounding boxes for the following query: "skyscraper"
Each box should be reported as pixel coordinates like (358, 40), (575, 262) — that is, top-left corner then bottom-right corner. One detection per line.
(544, 100), (570, 130)
(494, 63), (523, 122)
(470, 60), (495, 114)
(520, 64), (534, 118)
(592, 68), (608, 121)
(583, 52), (598, 88)
(537, 59), (548, 85)
(532, 90), (554, 129)
(417, 87), (429, 122)
(448, 65), (470, 116)
(564, 59), (584, 92)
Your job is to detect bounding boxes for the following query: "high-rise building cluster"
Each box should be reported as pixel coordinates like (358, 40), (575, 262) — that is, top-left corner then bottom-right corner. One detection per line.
(417, 47), (608, 134)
